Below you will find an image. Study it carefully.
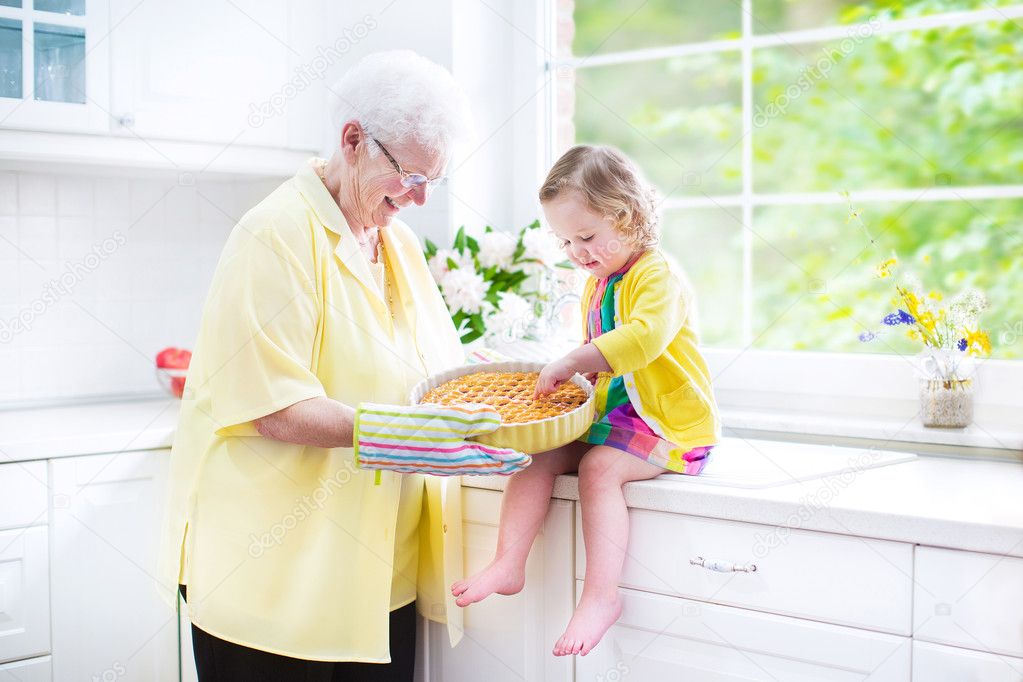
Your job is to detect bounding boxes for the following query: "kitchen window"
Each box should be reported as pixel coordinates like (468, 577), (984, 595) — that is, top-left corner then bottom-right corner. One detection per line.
(545, 0), (1022, 442)
(551, 0), (1022, 361)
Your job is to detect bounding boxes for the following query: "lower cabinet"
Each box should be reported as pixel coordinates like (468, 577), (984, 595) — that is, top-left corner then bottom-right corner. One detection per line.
(912, 640), (1023, 682)
(577, 583), (911, 681)
(424, 487), (575, 682)
(0, 526), (50, 665)
(0, 656), (53, 681)
(50, 449), (179, 681)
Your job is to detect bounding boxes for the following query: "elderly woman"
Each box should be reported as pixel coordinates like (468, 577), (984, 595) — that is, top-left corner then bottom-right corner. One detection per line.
(158, 51), (473, 681)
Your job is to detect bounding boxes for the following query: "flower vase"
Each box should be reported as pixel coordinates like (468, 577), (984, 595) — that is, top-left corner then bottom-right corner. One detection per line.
(916, 349), (975, 428)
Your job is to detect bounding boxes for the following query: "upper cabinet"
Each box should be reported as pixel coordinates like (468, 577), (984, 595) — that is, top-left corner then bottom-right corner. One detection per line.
(0, 0), (325, 175)
(107, 0), (322, 150)
(0, 0), (110, 132)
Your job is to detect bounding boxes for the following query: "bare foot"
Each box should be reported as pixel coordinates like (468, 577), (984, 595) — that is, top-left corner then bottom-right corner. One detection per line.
(450, 559), (525, 607)
(553, 591), (623, 656)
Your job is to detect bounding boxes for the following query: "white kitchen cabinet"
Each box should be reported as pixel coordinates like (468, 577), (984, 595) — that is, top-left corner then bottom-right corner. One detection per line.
(0, 0), (110, 133)
(912, 640), (1023, 682)
(49, 449), (179, 682)
(0, 655), (52, 682)
(913, 545), (1023, 659)
(578, 584), (912, 682)
(108, 0), (323, 150)
(0, 526), (50, 665)
(425, 487), (574, 682)
(577, 506), (914, 635)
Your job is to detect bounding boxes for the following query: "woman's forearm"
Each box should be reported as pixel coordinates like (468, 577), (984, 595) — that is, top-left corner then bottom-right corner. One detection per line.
(254, 396), (356, 448)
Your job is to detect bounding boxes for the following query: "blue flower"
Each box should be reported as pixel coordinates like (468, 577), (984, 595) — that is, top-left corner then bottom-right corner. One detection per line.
(882, 309), (915, 326)
(957, 338), (967, 352)
(859, 331), (878, 342)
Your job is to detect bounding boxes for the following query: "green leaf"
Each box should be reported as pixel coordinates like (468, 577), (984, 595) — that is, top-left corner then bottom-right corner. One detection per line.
(484, 225), (493, 233)
(460, 328), (484, 344)
(446, 257), (458, 270)
(424, 238), (438, 258)
(454, 226), (467, 253)
(466, 236), (480, 254)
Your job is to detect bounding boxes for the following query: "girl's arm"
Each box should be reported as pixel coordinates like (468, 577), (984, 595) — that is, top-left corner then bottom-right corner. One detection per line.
(534, 343), (612, 398)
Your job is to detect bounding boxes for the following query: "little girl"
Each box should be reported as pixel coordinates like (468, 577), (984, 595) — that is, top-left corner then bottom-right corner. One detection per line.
(450, 145), (720, 657)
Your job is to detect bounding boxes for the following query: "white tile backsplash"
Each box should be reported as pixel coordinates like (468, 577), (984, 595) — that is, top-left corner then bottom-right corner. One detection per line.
(0, 171), (286, 405)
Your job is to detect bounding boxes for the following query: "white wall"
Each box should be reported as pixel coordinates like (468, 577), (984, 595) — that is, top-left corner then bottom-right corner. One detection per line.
(321, 0), (549, 243)
(0, 172), (279, 404)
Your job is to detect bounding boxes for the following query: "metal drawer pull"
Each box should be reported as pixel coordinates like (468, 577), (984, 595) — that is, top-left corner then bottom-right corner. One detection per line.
(690, 556), (757, 573)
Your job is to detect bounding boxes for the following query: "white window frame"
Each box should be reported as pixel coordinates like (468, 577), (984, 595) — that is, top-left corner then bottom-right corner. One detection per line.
(544, 1), (1023, 446)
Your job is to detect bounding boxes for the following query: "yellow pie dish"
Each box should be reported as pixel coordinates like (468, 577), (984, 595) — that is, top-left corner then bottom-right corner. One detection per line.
(409, 360), (595, 454)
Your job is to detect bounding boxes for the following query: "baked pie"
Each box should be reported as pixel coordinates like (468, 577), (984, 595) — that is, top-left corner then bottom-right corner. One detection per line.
(421, 371), (588, 424)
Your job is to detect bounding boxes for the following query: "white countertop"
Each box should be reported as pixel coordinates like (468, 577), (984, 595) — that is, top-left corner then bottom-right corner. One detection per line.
(1, 398), (1020, 558)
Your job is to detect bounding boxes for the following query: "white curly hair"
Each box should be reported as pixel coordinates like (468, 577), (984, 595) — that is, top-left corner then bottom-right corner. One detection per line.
(329, 50), (473, 161)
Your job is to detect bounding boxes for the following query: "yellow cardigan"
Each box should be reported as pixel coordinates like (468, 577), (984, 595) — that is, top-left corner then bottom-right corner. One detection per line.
(586, 249), (721, 451)
(157, 159), (466, 662)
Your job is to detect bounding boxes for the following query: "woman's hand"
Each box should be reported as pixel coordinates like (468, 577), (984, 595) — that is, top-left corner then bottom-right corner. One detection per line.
(534, 356), (579, 399)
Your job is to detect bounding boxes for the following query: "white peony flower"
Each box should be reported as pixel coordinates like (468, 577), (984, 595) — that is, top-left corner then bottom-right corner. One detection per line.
(440, 267), (488, 315)
(521, 228), (564, 267)
(477, 230), (517, 271)
(485, 291), (534, 340)
(428, 248), (475, 283)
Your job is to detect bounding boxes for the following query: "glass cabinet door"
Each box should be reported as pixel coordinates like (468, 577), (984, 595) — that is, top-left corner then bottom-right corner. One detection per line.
(0, 0), (108, 131)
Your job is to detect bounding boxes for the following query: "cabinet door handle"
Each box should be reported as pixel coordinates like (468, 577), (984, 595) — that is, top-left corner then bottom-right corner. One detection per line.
(690, 556), (757, 573)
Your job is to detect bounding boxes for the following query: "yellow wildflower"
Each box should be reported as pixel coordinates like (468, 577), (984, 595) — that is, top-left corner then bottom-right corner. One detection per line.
(875, 257), (898, 279)
(964, 328), (991, 357)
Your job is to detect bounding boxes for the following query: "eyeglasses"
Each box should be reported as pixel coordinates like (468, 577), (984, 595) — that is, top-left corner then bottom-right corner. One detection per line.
(372, 137), (445, 190)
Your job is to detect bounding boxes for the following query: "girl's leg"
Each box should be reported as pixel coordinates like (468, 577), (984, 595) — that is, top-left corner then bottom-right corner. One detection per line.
(451, 440), (587, 606)
(553, 446), (665, 656)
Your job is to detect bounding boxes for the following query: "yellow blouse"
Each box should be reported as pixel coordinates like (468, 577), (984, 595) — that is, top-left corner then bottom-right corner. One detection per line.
(368, 251), (425, 612)
(157, 158), (466, 662)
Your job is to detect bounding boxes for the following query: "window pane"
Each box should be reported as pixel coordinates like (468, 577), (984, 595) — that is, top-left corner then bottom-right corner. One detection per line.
(751, 199), (1022, 359)
(34, 22), (84, 103)
(572, 0), (740, 56)
(574, 54), (742, 197)
(661, 207), (745, 347)
(753, 0), (1019, 34)
(0, 18), (21, 99)
(753, 19), (1023, 192)
(0, 1), (23, 7)
(33, 0), (85, 15)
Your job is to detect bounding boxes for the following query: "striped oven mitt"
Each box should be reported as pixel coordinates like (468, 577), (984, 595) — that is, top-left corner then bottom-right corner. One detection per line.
(354, 402), (532, 477)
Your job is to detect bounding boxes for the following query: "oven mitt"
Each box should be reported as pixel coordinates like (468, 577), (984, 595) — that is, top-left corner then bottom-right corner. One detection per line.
(354, 402), (531, 477)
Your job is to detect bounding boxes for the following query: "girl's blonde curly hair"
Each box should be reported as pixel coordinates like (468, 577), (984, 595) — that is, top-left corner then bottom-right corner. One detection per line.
(538, 145), (660, 249)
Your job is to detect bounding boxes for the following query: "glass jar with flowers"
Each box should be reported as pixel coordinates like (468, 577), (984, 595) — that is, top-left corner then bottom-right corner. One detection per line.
(847, 195), (992, 428)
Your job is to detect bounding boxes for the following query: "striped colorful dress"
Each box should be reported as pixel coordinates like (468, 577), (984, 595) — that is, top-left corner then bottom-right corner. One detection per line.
(577, 255), (712, 475)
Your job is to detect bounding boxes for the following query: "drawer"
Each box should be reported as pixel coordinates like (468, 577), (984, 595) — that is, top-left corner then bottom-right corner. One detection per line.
(0, 655), (52, 682)
(0, 461), (47, 530)
(577, 582), (911, 681)
(913, 640), (1023, 682)
(576, 507), (913, 634)
(0, 526), (50, 664)
(914, 545), (1023, 658)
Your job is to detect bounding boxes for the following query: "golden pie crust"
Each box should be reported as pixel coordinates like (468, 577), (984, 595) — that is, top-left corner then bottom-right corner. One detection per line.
(420, 371), (588, 424)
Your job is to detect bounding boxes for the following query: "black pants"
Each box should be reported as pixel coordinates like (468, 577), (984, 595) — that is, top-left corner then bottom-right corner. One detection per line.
(180, 586), (417, 682)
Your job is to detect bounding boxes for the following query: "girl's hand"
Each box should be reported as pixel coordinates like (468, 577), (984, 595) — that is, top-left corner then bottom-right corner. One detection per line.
(533, 356), (578, 399)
